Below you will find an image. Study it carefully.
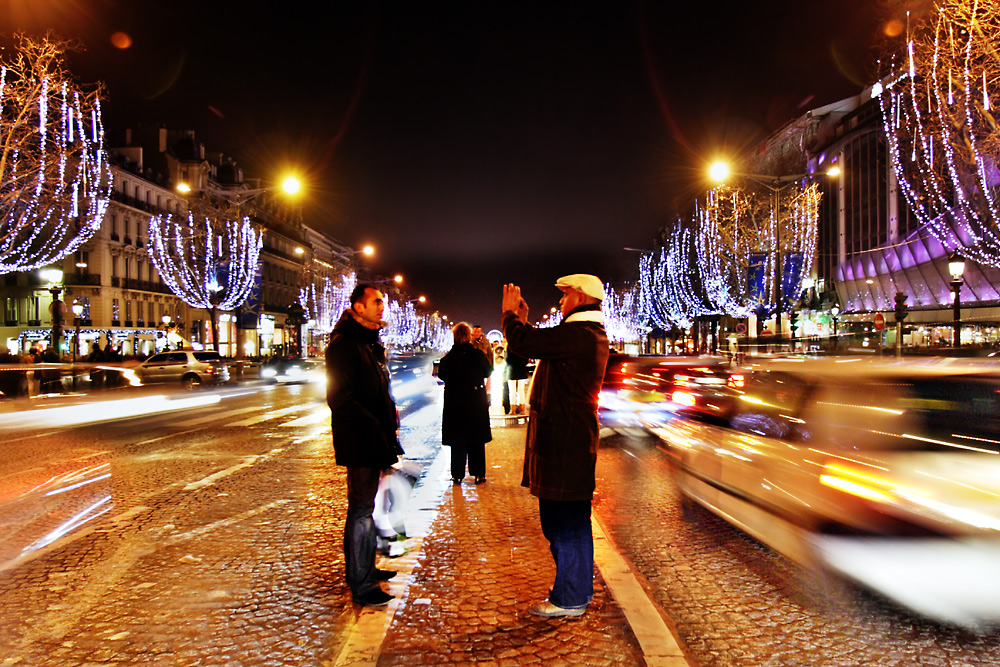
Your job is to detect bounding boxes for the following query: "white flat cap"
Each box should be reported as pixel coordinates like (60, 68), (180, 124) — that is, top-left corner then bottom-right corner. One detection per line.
(555, 274), (605, 301)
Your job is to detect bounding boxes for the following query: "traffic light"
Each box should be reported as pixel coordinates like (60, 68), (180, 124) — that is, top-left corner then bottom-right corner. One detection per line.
(893, 292), (909, 322)
(790, 309), (800, 332)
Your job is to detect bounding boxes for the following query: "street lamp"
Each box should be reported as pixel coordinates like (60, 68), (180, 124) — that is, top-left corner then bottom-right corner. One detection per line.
(71, 303), (83, 363)
(39, 268), (65, 355)
(708, 161), (841, 343)
(831, 304), (841, 351)
(949, 250), (966, 348)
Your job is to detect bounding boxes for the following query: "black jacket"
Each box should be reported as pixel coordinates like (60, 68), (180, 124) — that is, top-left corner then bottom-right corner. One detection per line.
(325, 310), (402, 468)
(502, 310), (609, 501)
(438, 342), (493, 447)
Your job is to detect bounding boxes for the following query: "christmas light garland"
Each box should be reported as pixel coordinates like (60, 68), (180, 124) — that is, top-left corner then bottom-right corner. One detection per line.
(880, 0), (1000, 267)
(300, 271), (357, 334)
(0, 35), (111, 273)
(695, 183), (819, 316)
(147, 210), (262, 311)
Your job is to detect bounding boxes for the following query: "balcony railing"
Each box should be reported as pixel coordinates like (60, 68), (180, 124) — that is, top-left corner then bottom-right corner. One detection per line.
(64, 273), (102, 286)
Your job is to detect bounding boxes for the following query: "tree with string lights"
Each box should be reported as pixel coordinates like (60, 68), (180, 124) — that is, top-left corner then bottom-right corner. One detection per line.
(147, 196), (262, 352)
(637, 220), (712, 331)
(602, 283), (646, 344)
(300, 271), (357, 335)
(694, 182), (820, 320)
(0, 33), (111, 273)
(880, 0), (1000, 266)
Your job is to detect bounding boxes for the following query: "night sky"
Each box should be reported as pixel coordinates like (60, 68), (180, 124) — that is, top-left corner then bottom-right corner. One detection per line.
(1, 1), (894, 329)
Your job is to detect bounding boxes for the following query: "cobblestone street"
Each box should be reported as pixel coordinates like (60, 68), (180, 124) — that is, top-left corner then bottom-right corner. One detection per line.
(2, 382), (999, 666)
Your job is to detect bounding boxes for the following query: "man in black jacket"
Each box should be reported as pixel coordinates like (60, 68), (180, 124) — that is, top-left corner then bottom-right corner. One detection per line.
(326, 284), (403, 606)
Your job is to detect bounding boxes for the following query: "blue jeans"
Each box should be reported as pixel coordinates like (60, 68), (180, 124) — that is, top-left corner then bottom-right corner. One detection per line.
(538, 498), (594, 608)
(345, 467), (381, 596)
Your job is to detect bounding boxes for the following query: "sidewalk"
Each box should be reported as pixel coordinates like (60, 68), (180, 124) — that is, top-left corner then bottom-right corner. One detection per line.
(371, 423), (649, 666)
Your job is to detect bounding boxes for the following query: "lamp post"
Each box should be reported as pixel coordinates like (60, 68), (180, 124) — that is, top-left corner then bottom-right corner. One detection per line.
(708, 162), (840, 345)
(162, 315), (172, 350)
(71, 303), (84, 363)
(39, 268), (65, 356)
(831, 305), (841, 352)
(949, 251), (966, 348)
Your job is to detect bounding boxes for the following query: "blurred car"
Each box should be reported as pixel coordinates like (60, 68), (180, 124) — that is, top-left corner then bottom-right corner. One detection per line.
(662, 357), (1000, 631)
(260, 356), (314, 384)
(135, 350), (230, 389)
(599, 355), (736, 435)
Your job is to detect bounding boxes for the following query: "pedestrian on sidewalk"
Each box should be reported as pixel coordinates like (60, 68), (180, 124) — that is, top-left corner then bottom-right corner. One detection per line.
(505, 347), (530, 415)
(501, 274), (610, 618)
(325, 284), (404, 607)
(437, 322), (493, 484)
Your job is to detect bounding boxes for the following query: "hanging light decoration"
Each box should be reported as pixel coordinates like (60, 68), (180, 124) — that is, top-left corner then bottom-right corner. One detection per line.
(637, 221), (712, 329)
(300, 270), (356, 335)
(880, 0), (1000, 266)
(0, 34), (111, 273)
(602, 283), (645, 343)
(694, 183), (820, 316)
(147, 209), (262, 311)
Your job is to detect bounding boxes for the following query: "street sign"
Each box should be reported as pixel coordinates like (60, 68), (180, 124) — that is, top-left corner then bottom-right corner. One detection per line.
(874, 313), (885, 331)
(735, 322), (747, 335)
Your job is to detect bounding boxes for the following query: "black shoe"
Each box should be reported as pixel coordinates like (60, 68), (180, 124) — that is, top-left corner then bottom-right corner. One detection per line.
(475, 476), (487, 484)
(452, 477), (462, 485)
(375, 568), (397, 581)
(354, 589), (393, 606)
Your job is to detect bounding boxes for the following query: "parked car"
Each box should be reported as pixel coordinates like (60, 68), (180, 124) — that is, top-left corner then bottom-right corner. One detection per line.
(135, 350), (230, 389)
(661, 357), (1000, 631)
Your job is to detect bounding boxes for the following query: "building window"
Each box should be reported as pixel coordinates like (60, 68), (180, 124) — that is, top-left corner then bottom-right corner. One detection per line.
(111, 256), (119, 278)
(5, 297), (18, 324)
(125, 300), (132, 322)
(112, 298), (120, 322)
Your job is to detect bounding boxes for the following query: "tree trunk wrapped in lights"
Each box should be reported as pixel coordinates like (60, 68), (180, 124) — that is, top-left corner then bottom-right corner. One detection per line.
(0, 34), (112, 273)
(880, 0), (1000, 265)
(694, 183), (820, 318)
(147, 199), (262, 352)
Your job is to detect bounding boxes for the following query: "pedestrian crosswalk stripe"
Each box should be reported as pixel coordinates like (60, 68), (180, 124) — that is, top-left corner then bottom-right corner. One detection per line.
(228, 405), (309, 427)
(280, 408), (328, 427)
(170, 406), (262, 429)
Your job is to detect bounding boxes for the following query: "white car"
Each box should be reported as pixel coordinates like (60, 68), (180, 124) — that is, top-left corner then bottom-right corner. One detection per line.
(664, 357), (1000, 631)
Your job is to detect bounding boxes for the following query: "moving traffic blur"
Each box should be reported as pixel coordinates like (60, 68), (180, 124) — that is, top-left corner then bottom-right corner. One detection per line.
(609, 353), (1000, 632)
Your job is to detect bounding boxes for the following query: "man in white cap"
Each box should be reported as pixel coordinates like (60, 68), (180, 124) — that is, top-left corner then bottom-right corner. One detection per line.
(500, 274), (610, 617)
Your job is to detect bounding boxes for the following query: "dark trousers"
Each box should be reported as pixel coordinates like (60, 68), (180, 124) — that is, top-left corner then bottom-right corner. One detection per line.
(450, 440), (486, 479)
(538, 498), (594, 608)
(345, 467), (381, 597)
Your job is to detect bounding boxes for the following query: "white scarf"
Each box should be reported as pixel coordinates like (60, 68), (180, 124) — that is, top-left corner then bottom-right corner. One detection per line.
(565, 310), (604, 325)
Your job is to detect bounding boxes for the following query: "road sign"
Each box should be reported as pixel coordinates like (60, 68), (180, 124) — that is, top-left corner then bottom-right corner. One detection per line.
(735, 322), (747, 335)
(874, 313), (885, 331)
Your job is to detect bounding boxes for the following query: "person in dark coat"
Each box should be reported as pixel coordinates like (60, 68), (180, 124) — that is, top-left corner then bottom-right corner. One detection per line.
(501, 273), (610, 618)
(325, 284), (403, 607)
(437, 322), (493, 484)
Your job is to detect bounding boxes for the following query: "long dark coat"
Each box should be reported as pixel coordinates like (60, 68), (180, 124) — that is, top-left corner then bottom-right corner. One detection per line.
(437, 342), (493, 447)
(325, 310), (402, 468)
(501, 310), (609, 501)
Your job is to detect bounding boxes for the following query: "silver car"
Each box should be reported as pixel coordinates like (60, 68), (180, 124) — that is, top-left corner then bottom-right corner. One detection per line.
(662, 357), (1000, 631)
(136, 350), (230, 389)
